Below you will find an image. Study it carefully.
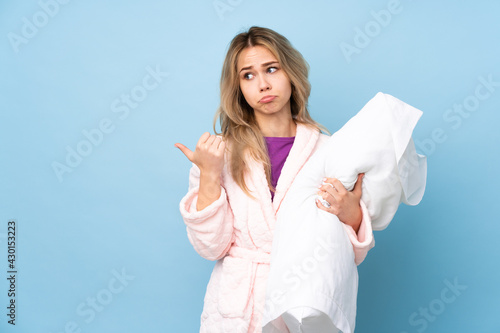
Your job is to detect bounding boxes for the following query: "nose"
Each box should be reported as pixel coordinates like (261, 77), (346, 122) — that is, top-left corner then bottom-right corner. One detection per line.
(259, 75), (271, 92)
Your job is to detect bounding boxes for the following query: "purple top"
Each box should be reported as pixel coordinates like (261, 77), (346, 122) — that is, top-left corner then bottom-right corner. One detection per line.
(264, 136), (295, 200)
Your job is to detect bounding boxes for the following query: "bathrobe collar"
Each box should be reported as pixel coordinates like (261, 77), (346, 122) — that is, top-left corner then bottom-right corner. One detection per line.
(272, 123), (320, 213)
(246, 123), (320, 223)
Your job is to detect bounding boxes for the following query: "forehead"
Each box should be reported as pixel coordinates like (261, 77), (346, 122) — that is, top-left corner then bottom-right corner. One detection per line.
(237, 45), (277, 70)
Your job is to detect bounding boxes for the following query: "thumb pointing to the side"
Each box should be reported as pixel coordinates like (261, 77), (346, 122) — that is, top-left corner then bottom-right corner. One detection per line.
(174, 143), (194, 162)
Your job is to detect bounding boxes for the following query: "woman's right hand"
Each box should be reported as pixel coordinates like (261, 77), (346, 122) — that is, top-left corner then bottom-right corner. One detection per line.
(175, 132), (226, 177)
(175, 132), (226, 211)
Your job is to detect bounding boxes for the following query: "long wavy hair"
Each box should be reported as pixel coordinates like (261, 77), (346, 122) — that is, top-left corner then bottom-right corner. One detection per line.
(214, 26), (327, 198)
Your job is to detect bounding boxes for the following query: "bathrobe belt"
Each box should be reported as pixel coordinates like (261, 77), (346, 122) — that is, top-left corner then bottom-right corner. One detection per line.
(217, 246), (271, 318)
(228, 246), (271, 264)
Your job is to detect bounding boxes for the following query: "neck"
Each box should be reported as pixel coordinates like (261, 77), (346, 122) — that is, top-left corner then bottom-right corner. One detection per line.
(255, 111), (297, 138)
(257, 116), (296, 137)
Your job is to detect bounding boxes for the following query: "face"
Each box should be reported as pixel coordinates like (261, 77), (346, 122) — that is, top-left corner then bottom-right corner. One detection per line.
(237, 45), (292, 121)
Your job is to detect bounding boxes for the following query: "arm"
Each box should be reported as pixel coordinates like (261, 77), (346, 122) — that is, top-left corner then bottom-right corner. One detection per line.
(176, 133), (234, 261)
(179, 163), (235, 261)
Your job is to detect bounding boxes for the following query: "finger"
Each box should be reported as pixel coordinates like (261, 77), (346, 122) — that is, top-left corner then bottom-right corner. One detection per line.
(316, 198), (330, 212)
(207, 135), (217, 146)
(352, 173), (364, 197)
(321, 178), (337, 192)
(197, 132), (211, 147)
(174, 143), (194, 162)
(318, 190), (334, 206)
(320, 180), (336, 191)
(319, 177), (339, 203)
(316, 197), (339, 216)
(207, 136), (222, 153)
(321, 178), (343, 202)
(217, 138), (226, 151)
(329, 178), (348, 195)
(319, 183), (338, 201)
(322, 177), (338, 190)
(210, 136), (222, 148)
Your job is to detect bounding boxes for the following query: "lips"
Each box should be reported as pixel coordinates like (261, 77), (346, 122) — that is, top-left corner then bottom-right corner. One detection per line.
(259, 95), (277, 103)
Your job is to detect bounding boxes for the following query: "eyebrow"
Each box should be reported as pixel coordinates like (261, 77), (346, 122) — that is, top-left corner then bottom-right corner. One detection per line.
(239, 61), (279, 73)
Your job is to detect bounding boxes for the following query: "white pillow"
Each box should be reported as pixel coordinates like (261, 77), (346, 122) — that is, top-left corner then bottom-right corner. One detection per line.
(262, 92), (427, 333)
(319, 91), (427, 230)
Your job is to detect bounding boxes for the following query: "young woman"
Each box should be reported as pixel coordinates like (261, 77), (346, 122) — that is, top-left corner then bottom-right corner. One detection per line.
(175, 26), (375, 333)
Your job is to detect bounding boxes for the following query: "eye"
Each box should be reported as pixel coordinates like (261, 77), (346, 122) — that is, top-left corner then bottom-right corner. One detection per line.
(243, 72), (254, 80)
(267, 66), (278, 74)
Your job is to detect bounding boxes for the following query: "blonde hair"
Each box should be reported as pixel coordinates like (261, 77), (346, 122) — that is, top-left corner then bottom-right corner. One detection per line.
(214, 26), (327, 198)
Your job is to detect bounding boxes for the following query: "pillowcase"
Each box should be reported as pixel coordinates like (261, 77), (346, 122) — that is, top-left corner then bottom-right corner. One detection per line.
(262, 92), (427, 333)
(319, 91), (427, 230)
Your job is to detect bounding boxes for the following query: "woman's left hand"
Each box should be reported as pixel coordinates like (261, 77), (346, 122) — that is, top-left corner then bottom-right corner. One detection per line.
(316, 173), (364, 233)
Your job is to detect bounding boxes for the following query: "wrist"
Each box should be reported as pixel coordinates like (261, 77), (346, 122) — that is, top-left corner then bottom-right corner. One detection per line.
(197, 171), (221, 211)
(349, 206), (362, 234)
(199, 168), (221, 181)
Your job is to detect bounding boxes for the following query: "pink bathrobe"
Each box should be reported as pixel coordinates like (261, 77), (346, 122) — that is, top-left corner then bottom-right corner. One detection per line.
(179, 123), (375, 333)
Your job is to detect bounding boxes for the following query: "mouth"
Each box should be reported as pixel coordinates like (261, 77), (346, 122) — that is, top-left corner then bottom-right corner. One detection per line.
(259, 95), (277, 103)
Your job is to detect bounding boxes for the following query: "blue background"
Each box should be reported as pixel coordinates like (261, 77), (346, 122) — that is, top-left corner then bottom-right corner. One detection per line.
(1, 1), (499, 332)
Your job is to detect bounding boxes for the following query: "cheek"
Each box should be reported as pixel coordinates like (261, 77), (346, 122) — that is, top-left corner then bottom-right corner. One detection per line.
(239, 82), (256, 105)
(280, 80), (292, 99)
(276, 74), (292, 95)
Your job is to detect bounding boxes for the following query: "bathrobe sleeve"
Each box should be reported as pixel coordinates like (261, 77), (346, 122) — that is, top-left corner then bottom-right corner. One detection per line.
(179, 163), (235, 261)
(343, 200), (375, 265)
